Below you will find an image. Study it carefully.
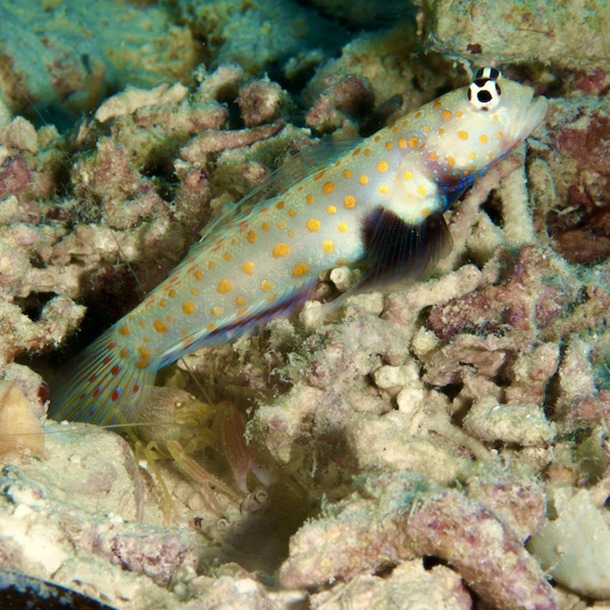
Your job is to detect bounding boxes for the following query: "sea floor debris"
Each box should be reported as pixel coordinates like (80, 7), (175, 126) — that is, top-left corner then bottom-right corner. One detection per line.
(0, 1), (609, 609)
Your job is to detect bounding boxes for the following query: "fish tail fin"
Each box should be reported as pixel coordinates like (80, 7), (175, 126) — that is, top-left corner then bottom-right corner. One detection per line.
(49, 327), (156, 427)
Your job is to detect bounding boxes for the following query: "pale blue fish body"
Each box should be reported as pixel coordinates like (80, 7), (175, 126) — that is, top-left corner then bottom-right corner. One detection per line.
(50, 68), (547, 425)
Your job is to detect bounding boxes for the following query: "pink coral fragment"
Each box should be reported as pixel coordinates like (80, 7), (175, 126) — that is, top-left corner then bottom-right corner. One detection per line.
(406, 491), (558, 610)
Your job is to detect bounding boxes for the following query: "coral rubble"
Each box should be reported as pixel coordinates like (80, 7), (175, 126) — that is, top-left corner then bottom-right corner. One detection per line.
(0, 1), (608, 608)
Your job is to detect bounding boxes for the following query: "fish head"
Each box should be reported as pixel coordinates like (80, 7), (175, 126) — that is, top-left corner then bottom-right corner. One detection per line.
(420, 67), (547, 198)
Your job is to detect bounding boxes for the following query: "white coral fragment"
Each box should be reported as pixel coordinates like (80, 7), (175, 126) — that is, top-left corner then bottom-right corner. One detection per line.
(463, 396), (556, 446)
(95, 83), (189, 123)
(528, 489), (610, 599)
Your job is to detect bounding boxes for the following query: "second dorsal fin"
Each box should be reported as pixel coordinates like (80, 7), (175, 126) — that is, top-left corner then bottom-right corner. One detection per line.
(200, 136), (363, 240)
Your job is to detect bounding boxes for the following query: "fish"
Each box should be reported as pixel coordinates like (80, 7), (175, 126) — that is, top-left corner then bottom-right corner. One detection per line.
(49, 67), (548, 426)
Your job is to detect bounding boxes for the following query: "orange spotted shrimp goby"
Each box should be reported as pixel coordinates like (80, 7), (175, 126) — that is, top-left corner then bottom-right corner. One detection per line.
(50, 68), (547, 425)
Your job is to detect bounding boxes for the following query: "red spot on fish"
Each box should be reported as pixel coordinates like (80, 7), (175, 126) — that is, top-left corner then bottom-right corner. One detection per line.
(111, 389), (120, 402)
(111, 365), (120, 376)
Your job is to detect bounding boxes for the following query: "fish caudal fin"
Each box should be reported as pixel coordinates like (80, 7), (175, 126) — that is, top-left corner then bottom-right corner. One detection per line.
(49, 328), (156, 427)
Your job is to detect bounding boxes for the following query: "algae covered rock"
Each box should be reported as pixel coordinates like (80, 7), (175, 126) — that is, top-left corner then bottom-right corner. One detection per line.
(0, 0), (200, 124)
(419, 0), (610, 72)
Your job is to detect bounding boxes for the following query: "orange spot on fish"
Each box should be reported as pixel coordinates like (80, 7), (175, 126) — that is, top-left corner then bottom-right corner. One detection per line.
(322, 181), (335, 194)
(182, 301), (197, 314)
(154, 320), (167, 333)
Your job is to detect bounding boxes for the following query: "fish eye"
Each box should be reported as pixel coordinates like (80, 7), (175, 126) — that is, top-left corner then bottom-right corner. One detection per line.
(467, 77), (501, 111)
